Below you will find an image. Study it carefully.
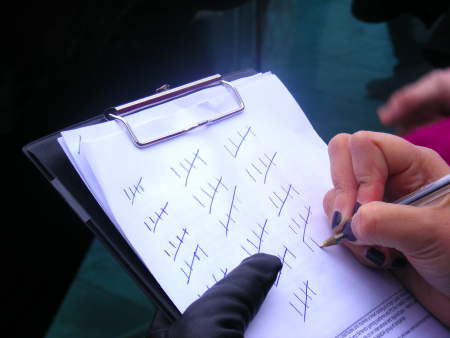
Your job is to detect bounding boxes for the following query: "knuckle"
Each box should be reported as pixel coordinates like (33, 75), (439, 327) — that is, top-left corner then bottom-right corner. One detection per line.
(352, 130), (372, 141)
(415, 207), (445, 246)
(417, 145), (444, 164)
(323, 189), (336, 215)
(429, 196), (450, 225)
(328, 133), (350, 154)
(354, 202), (382, 241)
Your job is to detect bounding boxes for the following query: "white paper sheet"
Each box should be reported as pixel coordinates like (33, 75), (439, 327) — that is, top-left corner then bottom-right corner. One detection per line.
(60, 73), (449, 337)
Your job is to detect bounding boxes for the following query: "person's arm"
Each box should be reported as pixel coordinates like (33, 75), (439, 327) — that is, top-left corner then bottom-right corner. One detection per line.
(323, 131), (450, 326)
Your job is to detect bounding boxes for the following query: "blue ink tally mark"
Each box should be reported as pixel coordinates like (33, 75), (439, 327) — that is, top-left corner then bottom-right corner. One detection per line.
(278, 184), (292, 216)
(204, 177), (227, 214)
(246, 152), (277, 184)
(263, 152), (277, 184)
(144, 201), (168, 233)
(170, 149), (207, 187)
(224, 126), (254, 158)
(164, 227), (189, 261)
(193, 177), (228, 212)
(289, 280), (316, 322)
(181, 244), (208, 285)
(275, 245), (296, 287)
(206, 267), (229, 291)
(212, 267), (228, 283)
(185, 149), (200, 187)
(241, 219), (269, 256)
(219, 185), (238, 236)
(289, 206), (314, 252)
(192, 194), (206, 208)
(123, 177), (144, 205)
(300, 206), (312, 251)
(269, 184), (300, 216)
(246, 168), (257, 183)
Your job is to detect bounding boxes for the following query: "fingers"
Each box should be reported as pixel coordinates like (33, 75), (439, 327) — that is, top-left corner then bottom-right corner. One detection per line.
(378, 69), (450, 126)
(327, 131), (449, 212)
(357, 132), (448, 185)
(343, 242), (407, 270)
(323, 188), (336, 218)
(327, 133), (357, 229)
(342, 234), (408, 275)
(348, 132), (387, 202)
(344, 201), (439, 255)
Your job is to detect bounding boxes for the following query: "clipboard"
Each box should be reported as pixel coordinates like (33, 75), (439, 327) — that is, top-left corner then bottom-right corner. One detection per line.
(22, 69), (257, 322)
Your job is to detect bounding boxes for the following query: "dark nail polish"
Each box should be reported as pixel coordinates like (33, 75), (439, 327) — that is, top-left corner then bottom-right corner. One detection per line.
(342, 220), (357, 241)
(331, 211), (342, 229)
(353, 201), (361, 214)
(365, 248), (385, 266)
(392, 258), (408, 269)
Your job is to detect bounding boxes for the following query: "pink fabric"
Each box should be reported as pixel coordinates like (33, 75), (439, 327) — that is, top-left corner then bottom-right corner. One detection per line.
(403, 117), (450, 165)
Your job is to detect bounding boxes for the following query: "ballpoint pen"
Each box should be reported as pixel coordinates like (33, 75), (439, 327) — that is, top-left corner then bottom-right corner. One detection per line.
(320, 173), (450, 248)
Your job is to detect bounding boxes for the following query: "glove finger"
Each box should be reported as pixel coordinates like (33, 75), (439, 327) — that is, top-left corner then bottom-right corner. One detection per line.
(170, 253), (281, 338)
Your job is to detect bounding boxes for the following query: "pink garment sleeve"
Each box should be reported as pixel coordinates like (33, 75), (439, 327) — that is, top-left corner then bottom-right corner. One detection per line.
(403, 117), (450, 165)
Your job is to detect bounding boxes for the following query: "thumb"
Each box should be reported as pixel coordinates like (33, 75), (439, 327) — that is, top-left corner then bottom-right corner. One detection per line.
(347, 201), (438, 255)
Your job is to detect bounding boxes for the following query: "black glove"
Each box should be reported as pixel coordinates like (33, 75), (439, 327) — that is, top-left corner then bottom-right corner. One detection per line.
(149, 253), (282, 338)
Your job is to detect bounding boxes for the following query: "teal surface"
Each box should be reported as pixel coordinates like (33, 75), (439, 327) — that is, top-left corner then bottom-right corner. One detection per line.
(260, 1), (431, 142)
(46, 240), (156, 338)
(46, 1), (433, 337)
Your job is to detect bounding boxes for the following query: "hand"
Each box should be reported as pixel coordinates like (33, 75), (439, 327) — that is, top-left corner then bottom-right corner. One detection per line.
(377, 68), (450, 135)
(323, 131), (450, 326)
(149, 253), (282, 338)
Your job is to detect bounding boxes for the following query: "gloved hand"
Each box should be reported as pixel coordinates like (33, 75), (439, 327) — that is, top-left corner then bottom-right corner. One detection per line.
(149, 253), (282, 338)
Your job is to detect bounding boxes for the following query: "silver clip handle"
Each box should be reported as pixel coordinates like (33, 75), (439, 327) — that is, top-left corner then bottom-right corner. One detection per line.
(106, 75), (245, 148)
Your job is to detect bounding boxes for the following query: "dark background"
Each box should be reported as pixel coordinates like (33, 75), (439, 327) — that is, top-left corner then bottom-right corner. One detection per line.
(3, 1), (251, 337)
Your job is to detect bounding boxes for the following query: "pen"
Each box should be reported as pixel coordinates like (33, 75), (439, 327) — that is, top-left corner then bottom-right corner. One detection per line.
(320, 173), (450, 248)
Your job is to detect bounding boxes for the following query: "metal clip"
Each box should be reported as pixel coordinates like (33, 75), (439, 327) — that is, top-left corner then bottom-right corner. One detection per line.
(106, 74), (245, 149)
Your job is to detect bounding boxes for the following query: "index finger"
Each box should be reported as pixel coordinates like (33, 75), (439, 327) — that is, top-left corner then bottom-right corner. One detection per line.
(327, 133), (358, 229)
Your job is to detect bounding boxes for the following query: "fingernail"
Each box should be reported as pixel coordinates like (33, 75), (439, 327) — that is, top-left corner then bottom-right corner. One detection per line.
(331, 211), (342, 229)
(342, 220), (357, 241)
(353, 201), (361, 214)
(392, 258), (408, 269)
(365, 248), (385, 266)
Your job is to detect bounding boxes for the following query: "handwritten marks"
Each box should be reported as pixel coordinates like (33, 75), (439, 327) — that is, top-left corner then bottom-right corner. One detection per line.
(246, 152), (278, 184)
(144, 201), (169, 233)
(181, 244), (208, 285)
(219, 185), (238, 236)
(164, 227), (189, 261)
(118, 138), (320, 319)
(193, 176), (229, 214)
(171, 149), (207, 187)
(276, 245), (297, 287)
(123, 177), (144, 205)
(117, 132), (322, 324)
(224, 126), (255, 158)
(289, 280), (316, 322)
(241, 219), (269, 256)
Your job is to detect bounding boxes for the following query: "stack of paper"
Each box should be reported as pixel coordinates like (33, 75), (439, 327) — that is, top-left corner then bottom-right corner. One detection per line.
(59, 73), (448, 337)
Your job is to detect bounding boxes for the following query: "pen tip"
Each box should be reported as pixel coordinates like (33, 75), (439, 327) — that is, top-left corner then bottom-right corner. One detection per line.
(320, 237), (337, 248)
